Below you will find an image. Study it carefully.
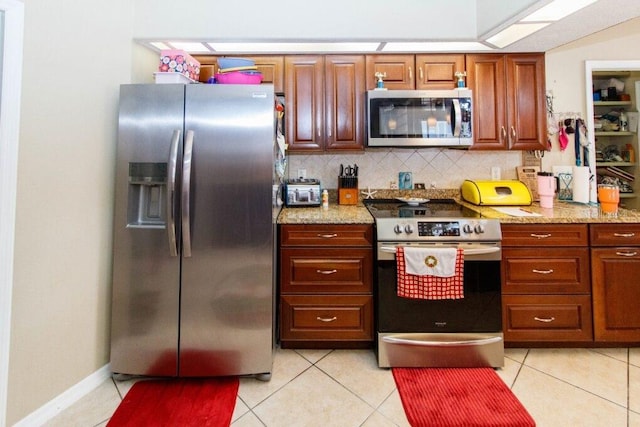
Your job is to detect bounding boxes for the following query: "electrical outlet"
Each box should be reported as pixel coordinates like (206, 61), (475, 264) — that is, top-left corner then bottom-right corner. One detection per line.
(491, 166), (501, 181)
(297, 169), (307, 179)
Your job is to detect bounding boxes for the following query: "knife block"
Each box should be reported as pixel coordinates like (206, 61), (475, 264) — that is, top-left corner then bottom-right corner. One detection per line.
(338, 180), (358, 205)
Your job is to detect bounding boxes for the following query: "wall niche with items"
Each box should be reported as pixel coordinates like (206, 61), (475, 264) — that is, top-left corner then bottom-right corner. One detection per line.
(586, 61), (640, 210)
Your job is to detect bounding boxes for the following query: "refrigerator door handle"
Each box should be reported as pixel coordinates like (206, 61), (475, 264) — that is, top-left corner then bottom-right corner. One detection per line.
(167, 130), (180, 257)
(181, 130), (194, 257)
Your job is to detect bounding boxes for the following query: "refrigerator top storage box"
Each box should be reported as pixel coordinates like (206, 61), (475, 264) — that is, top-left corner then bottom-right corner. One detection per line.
(159, 49), (201, 82)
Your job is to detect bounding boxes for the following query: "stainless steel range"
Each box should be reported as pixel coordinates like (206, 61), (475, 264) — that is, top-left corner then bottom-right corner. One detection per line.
(364, 198), (504, 368)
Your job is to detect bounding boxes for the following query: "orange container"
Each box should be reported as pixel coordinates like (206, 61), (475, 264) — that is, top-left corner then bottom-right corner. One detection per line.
(598, 184), (619, 215)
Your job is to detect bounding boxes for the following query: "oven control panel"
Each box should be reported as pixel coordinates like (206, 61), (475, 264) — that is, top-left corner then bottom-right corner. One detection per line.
(376, 218), (501, 242)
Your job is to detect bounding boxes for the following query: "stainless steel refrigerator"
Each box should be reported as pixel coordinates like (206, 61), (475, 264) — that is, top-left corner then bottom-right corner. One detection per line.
(110, 83), (276, 379)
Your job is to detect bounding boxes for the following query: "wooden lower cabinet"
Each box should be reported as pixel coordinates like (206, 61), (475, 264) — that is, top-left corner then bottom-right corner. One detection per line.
(590, 224), (640, 342)
(279, 224), (374, 348)
(501, 224), (592, 344)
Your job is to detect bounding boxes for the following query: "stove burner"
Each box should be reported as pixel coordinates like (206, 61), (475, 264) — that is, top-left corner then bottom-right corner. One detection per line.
(364, 199), (480, 219)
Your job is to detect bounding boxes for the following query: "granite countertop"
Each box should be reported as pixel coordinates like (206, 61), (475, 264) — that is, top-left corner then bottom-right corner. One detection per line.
(277, 188), (640, 225)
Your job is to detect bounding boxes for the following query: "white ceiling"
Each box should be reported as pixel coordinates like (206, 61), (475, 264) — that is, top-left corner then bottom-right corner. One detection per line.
(502, 0), (640, 52)
(135, 0), (640, 53)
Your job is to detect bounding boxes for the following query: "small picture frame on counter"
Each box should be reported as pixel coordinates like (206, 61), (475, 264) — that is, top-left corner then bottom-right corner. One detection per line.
(399, 172), (413, 190)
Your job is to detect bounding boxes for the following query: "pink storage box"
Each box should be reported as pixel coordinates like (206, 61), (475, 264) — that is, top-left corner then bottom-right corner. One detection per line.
(159, 50), (200, 81)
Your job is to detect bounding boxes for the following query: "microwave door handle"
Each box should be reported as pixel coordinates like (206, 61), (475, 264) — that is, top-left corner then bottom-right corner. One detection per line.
(452, 99), (462, 137)
(181, 130), (194, 258)
(167, 129), (180, 257)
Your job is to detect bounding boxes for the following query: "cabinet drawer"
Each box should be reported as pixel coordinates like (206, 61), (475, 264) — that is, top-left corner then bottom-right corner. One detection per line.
(280, 295), (373, 342)
(503, 295), (593, 342)
(281, 248), (372, 293)
(502, 247), (590, 294)
(501, 224), (588, 247)
(590, 224), (640, 246)
(281, 224), (373, 247)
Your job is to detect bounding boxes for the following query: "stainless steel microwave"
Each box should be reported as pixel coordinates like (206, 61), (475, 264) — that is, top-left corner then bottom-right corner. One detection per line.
(366, 89), (473, 148)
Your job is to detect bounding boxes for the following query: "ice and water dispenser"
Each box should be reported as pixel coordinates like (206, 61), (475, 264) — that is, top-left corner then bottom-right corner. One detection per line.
(127, 162), (167, 228)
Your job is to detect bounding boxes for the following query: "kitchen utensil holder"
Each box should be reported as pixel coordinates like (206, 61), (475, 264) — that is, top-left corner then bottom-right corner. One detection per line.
(338, 177), (358, 205)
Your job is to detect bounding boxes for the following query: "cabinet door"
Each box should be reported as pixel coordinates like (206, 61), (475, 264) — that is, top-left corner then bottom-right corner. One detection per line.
(285, 56), (324, 151)
(415, 54), (465, 89)
(466, 54), (508, 149)
(365, 54), (415, 90)
(591, 247), (640, 342)
(324, 55), (366, 151)
(252, 56), (284, 93)
(506, 54), (547, 150)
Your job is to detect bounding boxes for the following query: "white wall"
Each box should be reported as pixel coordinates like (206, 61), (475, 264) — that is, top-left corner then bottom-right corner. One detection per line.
(7, 1), (133, 424)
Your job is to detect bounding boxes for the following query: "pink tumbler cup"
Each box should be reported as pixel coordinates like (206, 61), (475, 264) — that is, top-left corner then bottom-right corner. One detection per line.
(537, 172), (556, 208)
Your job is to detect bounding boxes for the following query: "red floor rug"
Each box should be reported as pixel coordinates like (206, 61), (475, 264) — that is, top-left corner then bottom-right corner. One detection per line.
(393, 368), (535, 427)
(107, 377), (239, 427)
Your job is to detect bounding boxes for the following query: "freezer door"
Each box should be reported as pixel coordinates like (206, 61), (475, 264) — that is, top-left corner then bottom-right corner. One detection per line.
(110, 84), (184, 376)
(179, 84), (275, 377)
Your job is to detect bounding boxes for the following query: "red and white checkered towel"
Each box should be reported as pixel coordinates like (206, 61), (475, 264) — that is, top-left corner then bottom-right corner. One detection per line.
(396, 246), (464, 300)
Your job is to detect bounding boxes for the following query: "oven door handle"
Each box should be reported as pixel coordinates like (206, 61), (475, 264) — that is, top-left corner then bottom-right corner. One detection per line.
(380, 246), (501, 256)
(382, 335), (502, 347)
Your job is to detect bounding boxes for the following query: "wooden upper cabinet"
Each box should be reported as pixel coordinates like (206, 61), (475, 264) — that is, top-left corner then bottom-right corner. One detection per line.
(324, 55), (365, 151)
(365, 55), (415, 90)
(285, 55), (366, 152)
(466, 53), (547, 150)
(365, 54), (464, 90)
(285, 56), (325, 152)
(252, 56), (284, 93)
(415, 54), (465, 89)
(466, 54), (508, 149)
(506, 54), (547, 150)
(193, 55), (284, 92)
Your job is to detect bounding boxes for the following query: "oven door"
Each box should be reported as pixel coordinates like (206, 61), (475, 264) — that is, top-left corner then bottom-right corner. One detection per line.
(375, 242), (503, 368)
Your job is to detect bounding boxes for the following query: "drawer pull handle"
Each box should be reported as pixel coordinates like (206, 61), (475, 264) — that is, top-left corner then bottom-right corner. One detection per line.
(532, 269), (554, 274)
(614, 232), (635, 238)
(317, 316), (337, 322)
(317, 269), (338, 275)
(534, 316), (555, 323)
(616, 251), (638, 257)
(530, 233), (552, 239)
(317, 233), (338, 239)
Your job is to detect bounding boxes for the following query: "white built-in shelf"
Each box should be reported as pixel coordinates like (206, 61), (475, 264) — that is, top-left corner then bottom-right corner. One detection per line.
(594, 131), (635, 137)
(595, 161), (635, 167)
(593, 101), (632, 107)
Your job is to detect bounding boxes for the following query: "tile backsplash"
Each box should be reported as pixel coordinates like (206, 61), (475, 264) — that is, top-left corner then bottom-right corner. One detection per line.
(287, 148), (522, 190)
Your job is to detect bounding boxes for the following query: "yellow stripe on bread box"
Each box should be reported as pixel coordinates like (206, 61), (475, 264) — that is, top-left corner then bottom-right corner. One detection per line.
(461, 180), (532, 206)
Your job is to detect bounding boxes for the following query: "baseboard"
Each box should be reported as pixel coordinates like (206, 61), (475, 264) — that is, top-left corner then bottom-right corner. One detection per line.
(13, 364), (111, 427)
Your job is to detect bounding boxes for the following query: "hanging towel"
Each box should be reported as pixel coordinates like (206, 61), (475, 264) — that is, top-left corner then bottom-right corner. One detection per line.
(396, 247), (464, 300)
(403, 246), (457, 277)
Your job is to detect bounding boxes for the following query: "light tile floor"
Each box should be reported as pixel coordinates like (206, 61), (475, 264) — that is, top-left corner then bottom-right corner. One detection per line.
(44, 347), (640, 427)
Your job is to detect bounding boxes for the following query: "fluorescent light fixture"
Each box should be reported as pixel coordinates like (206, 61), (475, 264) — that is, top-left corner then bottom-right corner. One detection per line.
(521, 0), (597, 22)
(150, 42), (172, 51)
(206, 42), (381, 53)
(486, 23), (549, 48)
(167, 42), (211, 53)
(383, 42), (493, 52)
